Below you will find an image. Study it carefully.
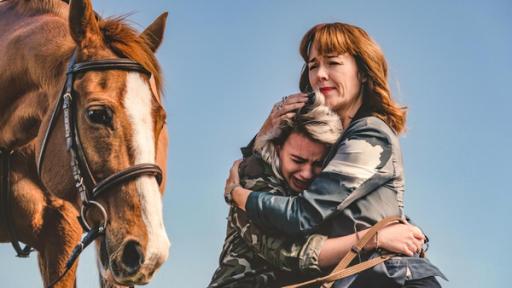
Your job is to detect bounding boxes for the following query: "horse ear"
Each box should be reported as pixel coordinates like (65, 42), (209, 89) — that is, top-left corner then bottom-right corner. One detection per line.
(141, 12), (168, 52)
(68, 0), (101, 47)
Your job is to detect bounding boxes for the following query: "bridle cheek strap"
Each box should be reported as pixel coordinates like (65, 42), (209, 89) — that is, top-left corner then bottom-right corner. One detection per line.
(36, 51), (163, 235)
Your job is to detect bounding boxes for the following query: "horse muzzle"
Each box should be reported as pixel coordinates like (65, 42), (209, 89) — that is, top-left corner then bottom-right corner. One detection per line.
(103, 236), (169, 286)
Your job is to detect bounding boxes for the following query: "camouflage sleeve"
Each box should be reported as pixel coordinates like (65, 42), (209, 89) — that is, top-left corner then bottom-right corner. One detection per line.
(236, 154), (326, 274)
(230, 207), (326, 274)
(245, 118), (396, 236)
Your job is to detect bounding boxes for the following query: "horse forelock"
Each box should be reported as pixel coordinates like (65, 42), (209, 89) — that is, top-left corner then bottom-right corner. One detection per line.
(98, 17), (163, 100)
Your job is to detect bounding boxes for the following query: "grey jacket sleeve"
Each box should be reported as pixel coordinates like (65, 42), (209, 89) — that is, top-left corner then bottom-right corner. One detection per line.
(245, 118), (396, 237)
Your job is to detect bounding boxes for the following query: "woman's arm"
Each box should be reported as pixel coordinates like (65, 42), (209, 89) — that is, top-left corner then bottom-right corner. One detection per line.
(229, 119), (395, 237)
(318, 222), (425, 267)
(231, 206), (425, 271)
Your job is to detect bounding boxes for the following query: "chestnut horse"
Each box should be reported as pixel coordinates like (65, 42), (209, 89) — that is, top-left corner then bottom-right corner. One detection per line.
(0, 0), (170, 287)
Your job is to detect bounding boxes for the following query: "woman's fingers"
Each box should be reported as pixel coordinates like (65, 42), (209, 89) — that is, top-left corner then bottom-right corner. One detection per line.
(411, 226), (425, 241)
(378, 223), (428, 256)
(280, 112), (296, 120)
(274, 102), (306, 116)
(284, 93), (308, 104)
(405, 243), (416, 256)
(406, 235), (423, 256)
(402, 236), (422, 256)
(258, 93), (308, 139)
(272, 95), (307, 115)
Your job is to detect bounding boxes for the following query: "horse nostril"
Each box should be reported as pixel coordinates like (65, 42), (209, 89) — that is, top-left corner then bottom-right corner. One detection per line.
(121, 240), (144, 275)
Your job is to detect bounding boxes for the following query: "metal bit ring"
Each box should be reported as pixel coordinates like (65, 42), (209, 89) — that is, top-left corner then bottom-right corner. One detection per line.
(80, 200), (108, 232)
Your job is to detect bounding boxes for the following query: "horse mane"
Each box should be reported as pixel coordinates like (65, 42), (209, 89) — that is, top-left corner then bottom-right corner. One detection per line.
(5, 1), (163, 95)
(7, 0), (68, 16)
(99, 16), (163, 96)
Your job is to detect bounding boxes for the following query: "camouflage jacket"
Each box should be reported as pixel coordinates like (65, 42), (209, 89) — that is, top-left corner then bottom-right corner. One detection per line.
(244, 116), (446, 287)
(208, 155), (326, 288)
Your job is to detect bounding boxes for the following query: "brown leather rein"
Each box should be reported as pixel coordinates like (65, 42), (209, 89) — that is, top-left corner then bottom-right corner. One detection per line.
(283, 216), (409, 288)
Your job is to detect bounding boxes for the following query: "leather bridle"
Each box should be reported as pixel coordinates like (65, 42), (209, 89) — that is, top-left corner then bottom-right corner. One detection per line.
(37, 50), (163, 232)
(21, 51), (165, 287)
(2, 51), (163, 269)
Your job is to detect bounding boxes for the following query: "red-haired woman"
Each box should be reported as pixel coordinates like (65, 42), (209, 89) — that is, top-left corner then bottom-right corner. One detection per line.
(225, 23), (446, 287)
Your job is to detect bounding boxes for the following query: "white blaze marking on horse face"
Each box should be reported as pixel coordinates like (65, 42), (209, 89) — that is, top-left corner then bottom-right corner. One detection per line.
(123, 72), (170, 269)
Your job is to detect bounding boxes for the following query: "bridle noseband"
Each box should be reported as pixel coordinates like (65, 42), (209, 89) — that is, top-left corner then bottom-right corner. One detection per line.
(37, 51), (163, 232)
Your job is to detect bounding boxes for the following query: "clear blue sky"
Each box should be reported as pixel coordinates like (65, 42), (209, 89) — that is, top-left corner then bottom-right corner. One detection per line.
(1, 0), (510, 287)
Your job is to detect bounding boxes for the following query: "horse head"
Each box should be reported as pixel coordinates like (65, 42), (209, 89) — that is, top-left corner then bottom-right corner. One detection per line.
(35, 0), (170, 285)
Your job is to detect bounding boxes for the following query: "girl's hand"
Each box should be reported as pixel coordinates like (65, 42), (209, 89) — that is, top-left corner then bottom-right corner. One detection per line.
(255, 93), (308, 149)
(376, 223), (425, 257)
(224, 159), (242, 204)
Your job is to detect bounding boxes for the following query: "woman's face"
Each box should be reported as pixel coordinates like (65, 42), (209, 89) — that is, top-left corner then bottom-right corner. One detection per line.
(307, 45), (363, 115)
(278, 132), (327, 193)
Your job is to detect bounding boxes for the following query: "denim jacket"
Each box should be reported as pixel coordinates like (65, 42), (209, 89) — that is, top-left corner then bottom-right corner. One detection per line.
(245, 116), (446, 287)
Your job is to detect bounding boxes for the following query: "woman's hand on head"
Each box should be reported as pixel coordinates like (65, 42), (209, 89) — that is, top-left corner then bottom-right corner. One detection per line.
(255, 93), (308, 148)
(376, 223), (425, 257)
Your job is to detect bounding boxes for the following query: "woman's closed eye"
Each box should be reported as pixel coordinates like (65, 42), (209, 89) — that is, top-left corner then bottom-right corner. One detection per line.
(328, 60), (343, 66)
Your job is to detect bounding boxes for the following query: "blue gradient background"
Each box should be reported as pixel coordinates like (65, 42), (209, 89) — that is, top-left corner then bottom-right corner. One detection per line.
(1, 1), (510, 287)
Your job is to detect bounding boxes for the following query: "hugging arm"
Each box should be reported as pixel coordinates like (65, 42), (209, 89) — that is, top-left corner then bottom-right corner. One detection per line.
(230, 206), (326, 274)
(234, 123), (394, 237)
(231, 206), (425, 274)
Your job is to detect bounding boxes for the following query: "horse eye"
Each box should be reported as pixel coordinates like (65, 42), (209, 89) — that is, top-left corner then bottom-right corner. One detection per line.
(87, 106), (113, 126)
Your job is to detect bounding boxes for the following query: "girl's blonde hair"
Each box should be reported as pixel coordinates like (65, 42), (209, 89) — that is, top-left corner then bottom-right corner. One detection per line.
(255, 93), (342, 180)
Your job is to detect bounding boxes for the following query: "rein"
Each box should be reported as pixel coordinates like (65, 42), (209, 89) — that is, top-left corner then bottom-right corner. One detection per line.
(283, 216), (408, 288)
